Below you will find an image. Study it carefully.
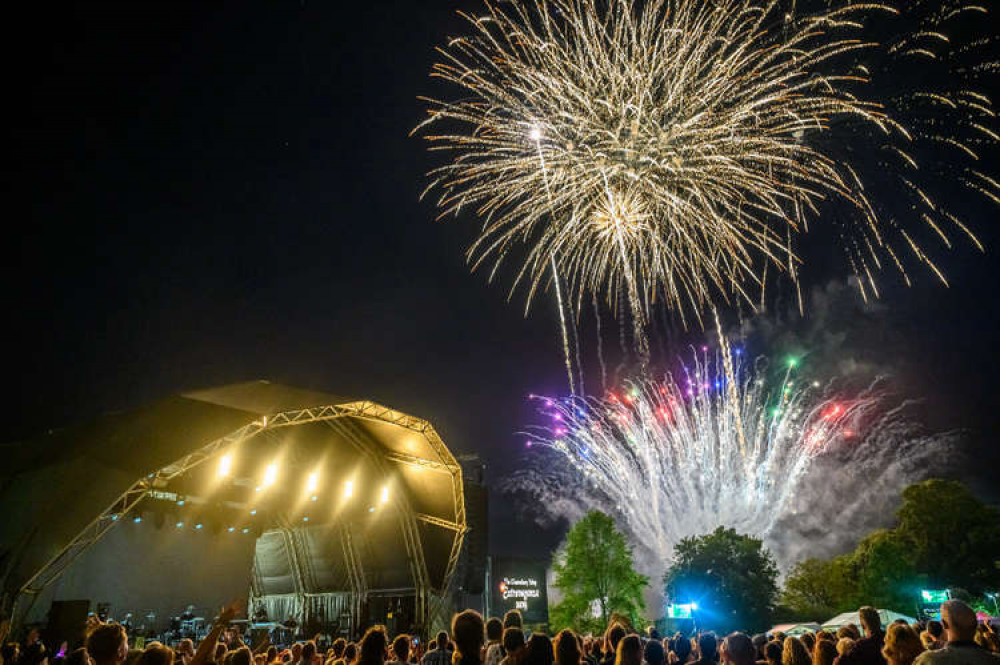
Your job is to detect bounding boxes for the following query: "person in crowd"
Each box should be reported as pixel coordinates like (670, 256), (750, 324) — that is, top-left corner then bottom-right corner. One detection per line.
(86, 624), (128, 665)
(135, 644), (173, 665)
(554, 630), (583, 665)
(913, 600), (1000, 664)
(763, 642), (782, 665)
(63, 649), (90, 665)
(329, 642), (344, 664)
(835, 607), (886, 665)
(668, 635), (692, 665)
(976, 625), (1000, 654)
(484, 620), (504, 665)
(422, 633), (449, 665)
(499, 628), (525, 665)
(177, 641), (195, 665)
(921, 624), (943, 653)
(836, 629), (860, 644)
(835, 643), (854, 659)
(452, 611), (485, 665)
(300, 643), (318, 665)
(816, 634), (835, 645)
(388, 636), (410, 665)
(694, 633), (718, 665)
(750, 636), (767, 665)
(772, 636), (787, 648)
(582, 639), (598, 665)
(3, 645), (21, 665)
(230, 647), (252, 665)
(601, 627), (626, 665)
(613, 636), (641, 665)
(781, 638), (810, 665)
(720, 633), (755, 665)
(357, 628), (387, 665)
(814, 641), (837, 665)
(522, 635), (553, 665)
(800, 635), (815, 656)
(341, 643), (357, 665)
(644, 638), (665, 665)
(881, 625), (923, 665)
(503, 613), (523, 631)
(20, 628), (48, 665)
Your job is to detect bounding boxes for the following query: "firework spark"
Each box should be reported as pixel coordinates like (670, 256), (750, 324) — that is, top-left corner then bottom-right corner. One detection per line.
(415, 0), (997, 325)
(518, 340), (951, 568)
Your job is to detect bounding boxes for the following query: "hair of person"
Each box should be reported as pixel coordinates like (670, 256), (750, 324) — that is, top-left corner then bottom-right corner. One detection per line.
(643, 638), (664, 665)
(65, 648), (90, 665)
(231, 648), (253, 665)
(815, 632), (834, 644)
(941, 600), (978, 642)
(358, 627), (388, 665)
(781, 638), (810, 665)
(452, 610), (485, 661)
(697, 633), (718, 662)
(437, 632), (450, 650)
(812, 640), (837, 665)
(858, 607), (881, 635)
(392, 636), (410, 662)
(486, 619), (504, 643)
(554, 630), (582, 665)
(764, 641), (782, 664)
(330, 640), (345, 659)
(523, 635), (554, 665)
(723, 633), (755, 665)
(605, 625), (627, 654)
(670, 635), (691, 664)
(799, 633), (815, 653)
(303, 643), (317, 662)
(503, 611), (523, 630)
(343, 643), (357, 663)
(835, 639), (853, 657)
(614, 635), (642, 665)
(267, 647), (278, 662)
(925, 621), (942, 640)
(137, 644), (174, 665)
(86, 624), (128, 665)
(503, 628), (526, 656)
(882, 624), (923, 665)
(771, 633), (786, 645)
(752, 635), (768, 654)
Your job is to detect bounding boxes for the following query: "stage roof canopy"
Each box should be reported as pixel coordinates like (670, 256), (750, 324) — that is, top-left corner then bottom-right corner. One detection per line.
(0, 381), (466, 617)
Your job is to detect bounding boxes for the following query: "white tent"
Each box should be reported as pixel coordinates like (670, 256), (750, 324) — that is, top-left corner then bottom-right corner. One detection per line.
(823, 609), (917, 631)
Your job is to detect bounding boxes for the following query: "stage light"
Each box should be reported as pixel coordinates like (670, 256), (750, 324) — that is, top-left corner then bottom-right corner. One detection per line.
(250, 509), (257, 515)
(242, 528), (250, 534)
(302, 516), (309, 522)
(218, 454), (232, 477)
(307, 471), (319, 493)
(176, 522), (184, 528)
(529, 126), (541, 141)
(344, 480), (354, 499)
(177, 499), (186, 506)
(111, 515), (119, 521)
(311, 495), (318, 502)
(380, 486), (389, 504)
(263, 463), (278, 487)
(133, 516), (142, 523)
(195, 523), (203, 530)
(228, 526), (236, 533)
(690, 602), (699, 611)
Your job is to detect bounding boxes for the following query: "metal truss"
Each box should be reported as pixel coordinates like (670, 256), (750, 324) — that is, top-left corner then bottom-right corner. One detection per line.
(13, 399), (467, 635)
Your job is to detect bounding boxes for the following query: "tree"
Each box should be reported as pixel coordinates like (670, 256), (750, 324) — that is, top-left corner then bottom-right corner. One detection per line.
(845, 529), (924, 610)
(550, 511), (648, 633)
(894, 479), (1000, 594)
(663, 526), (779, 634)
(781, 556), (855, 620)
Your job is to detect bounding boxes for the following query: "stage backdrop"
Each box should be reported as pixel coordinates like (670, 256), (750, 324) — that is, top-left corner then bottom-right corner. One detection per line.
(23, 517), (256, 629)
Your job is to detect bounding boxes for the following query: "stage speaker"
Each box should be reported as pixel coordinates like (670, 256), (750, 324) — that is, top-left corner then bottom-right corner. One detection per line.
(462, 483), (488, 595)
(44, 599), (90, 650)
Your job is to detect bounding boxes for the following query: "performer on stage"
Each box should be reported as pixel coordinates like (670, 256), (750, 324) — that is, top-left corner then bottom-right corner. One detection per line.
(253, 604), (268, 623)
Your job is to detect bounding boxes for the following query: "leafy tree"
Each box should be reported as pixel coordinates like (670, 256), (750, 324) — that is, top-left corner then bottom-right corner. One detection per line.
(894, 479), (1000, 594)
(781, 556), (855, 619)
(663, 526), (779, 634)
(550, 511), (649, 633)
(845, 529), (924, 610)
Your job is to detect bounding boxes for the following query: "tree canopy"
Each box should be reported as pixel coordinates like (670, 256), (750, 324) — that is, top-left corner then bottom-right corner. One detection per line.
(781, 479), (1000, 620)
(550, 510), (649, 633)
(663, 526), (779, 634)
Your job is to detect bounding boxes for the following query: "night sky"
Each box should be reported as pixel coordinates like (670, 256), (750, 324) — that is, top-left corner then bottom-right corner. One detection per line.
(7, 1), (999, 560)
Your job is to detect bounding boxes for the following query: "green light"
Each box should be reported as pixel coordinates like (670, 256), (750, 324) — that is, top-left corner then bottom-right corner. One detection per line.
(787, 357), (798, 368)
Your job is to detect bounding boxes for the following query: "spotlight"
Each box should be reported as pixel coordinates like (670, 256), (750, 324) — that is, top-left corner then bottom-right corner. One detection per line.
(242, 528), (250, 534)
(263, 463), (278, 487)
(690, 602), (698, 611)
(344, 480), (354, 499)
(111, 515), (119, 521)
(302, 516), (309, 522)
(307, 472), (319, 493)
(218, 454), (232, 477)
(195, 523), (203, 530)
(529, 126), (541, 141)
(177, 499), (186, 506)
(250, 509), (257, 515)
(228, 526), (236, 533)
(176, 522), (184, 528)
(133, 516), (142, 523)
(380, 486), (389, 504)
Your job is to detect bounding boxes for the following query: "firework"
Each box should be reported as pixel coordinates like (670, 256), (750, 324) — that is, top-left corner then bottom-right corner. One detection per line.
(520, 340), (948, 566)
(415, 0), (997, 325)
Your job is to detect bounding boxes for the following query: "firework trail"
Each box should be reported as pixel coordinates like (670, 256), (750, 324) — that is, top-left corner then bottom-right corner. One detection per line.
(415, 0), (998, 338)
(513, 340), (956, 575)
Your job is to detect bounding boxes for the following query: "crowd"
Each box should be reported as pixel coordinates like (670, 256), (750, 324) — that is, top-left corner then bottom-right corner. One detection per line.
(2, 600), (998, 665)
